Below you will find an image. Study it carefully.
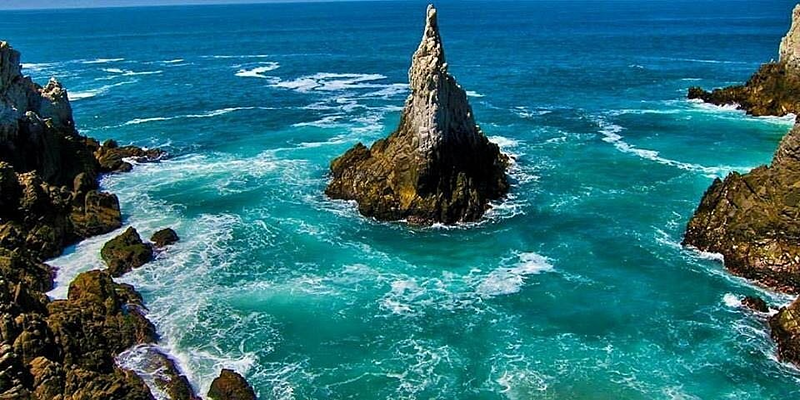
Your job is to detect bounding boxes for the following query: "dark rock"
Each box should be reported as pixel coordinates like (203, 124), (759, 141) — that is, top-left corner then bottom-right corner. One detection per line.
(94, 142), (165, 174)
(325, 5), (509, 225)
(208, 369), (256, 400)
(70, 190), (122, 238)
(122, 345), (199, 400)
(684, 124), (800, 293)
(150, 228), (179, 248)
(101, 227), (154, 277)
(742, 296), (769, 313)
(46, 270), (156, 371)
(770, 296), (800, 366)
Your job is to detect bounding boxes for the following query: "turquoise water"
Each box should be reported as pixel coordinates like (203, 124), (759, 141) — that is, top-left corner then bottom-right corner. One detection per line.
(4, 0), (800, 398)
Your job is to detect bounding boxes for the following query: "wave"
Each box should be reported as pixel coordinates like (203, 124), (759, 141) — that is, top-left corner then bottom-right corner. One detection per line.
(270, 73), (392, 93)
(121, 107), (274, 126)
(466, 91), (485, 98)
(21, 62), (56, 71)
(202, 54), (270, 59)
(512, 106), (553, 119)
(82, 57), (125, 64)
(69, 80), (137, 101)
(235, 62), (280, 79)
(648, 56), (752, 65)
(103, 67), (163, 76)
(595, 117), (747, 177)
(476, 252), (554, 297)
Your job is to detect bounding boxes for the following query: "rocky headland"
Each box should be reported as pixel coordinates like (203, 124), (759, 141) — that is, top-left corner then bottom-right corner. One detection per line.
(0, 41), (254, 399)
(325, 4), (509, 225)
(687, 5), (800, 116)
(684, 4), (800, 368)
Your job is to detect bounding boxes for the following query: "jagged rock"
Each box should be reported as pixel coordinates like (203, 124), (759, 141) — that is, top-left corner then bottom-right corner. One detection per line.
(28, 356), (63, 400)
(94, 139), (165, 174)
(207, 369), (256, 400)
(770, 296), (800, 366)
(684, 123), (800, 293)
(62, 366), (154, 400)
(150, 228), (179, 249)
(742, 295), (769, 313)
(69, 190), (122, 239)
(46, 270), (156, 371)
(687, 5), (800, 117)
(121, 345), (199, 400)
(101, 228), (153, 277)
(325, 5), (509, 224)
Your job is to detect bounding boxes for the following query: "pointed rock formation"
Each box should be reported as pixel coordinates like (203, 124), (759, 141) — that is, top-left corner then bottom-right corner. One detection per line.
(688, 4), (800, 116)
(325, 5), (509, 224)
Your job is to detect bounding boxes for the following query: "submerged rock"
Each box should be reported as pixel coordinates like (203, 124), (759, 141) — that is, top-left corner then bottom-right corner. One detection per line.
(770, 297), (800, 366)
(101, 227), (154, 277)
(325, 4), (509, 225)
(208, 369), (256, 400)
(150, 228), (179, 249)
(687, 5), (800, 116)
(742, 295), (769, 313)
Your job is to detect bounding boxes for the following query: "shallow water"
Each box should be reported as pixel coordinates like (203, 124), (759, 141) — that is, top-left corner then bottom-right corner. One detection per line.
(4, 0), (800, 398)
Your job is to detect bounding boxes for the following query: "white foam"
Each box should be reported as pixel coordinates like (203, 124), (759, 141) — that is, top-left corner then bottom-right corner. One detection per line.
(271, 73), (392, 93)
(203, 54), (270, 59)
(476, 252), (553, 297)
(21, 62), (55, 71)
(69, 80), (137, 101)
(235, 62), (280, 79)
(466, 91), (485, 98)
(82, 57), (125, 64)
(723, 293), (742, 308)
(488, 136), (519, 149)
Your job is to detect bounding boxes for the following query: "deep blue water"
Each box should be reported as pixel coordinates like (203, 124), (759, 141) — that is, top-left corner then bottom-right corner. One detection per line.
(3, 0), (800, 398)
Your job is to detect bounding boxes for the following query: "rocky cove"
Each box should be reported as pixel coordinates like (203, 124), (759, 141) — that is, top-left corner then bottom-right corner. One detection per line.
(0, 41), (255, 399)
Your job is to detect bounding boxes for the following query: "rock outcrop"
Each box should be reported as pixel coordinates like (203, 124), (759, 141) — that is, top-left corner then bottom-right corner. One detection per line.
(684, 122), (800, 293)
(770, 296), (800, 365)
(687, 5), (800, 116)
(151, 228), (179, 249)
(208, 369), (256, 400)
(101, 227), (154, 277)
(0, 41), (221, 399)
(325, 5), (509, 224)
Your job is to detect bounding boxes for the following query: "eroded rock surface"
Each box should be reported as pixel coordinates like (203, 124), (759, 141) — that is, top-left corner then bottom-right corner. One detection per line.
(770, 297), (800, 365)
(208, 369), (256, 400)
(325, 5), (509, 224)
(101, 227), (154, 277)
(151, 228), (179, 249)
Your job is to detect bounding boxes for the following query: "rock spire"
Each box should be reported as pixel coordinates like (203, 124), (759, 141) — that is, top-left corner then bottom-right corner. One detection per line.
(325, 4), (509, 224)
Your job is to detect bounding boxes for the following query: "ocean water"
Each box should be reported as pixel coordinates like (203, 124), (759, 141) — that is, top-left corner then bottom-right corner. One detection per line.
(4, 0), (800, 398)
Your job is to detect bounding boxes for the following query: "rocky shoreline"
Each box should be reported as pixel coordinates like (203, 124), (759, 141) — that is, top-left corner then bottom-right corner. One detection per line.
(0, 41), (255, 399)
(325, 5), (509, 225)
(684, 4), (800, 368)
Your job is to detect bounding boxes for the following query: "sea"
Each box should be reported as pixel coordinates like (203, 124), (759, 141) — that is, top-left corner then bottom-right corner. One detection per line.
(2, 0), (800, 398)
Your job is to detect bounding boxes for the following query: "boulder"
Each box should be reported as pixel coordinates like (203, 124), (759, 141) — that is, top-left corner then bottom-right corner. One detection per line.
(742, 296), (769, 313)
(208, 369), (256, 400)
(325, 5), (509, 225)
(101, 227), (153, 277)
(150, 228), (179, 249)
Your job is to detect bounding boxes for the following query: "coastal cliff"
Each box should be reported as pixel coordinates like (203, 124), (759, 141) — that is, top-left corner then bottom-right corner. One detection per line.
(0, 41), (254, 399)
(325, 4), (509, 225)
(683, 4), (800, 368)
(687, 5), (800, 116)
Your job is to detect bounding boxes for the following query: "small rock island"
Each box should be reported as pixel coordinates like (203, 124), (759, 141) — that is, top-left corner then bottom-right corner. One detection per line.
(684, 4), (800, 368)
(325, 4), (509, 225)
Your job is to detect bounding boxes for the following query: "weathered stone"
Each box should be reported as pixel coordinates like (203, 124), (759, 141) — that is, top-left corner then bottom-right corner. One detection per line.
(780, 4), (800, 72)
(94, 142), (165, 174)
(101, 228), (153, 277)
(70, 190), (122, 239)
(325, 5), (509, 225)
(150, 228), (179, 249)
(120, 345), (199, 400)
(770, 297), (800, 366)
(207, 369), (256, 400)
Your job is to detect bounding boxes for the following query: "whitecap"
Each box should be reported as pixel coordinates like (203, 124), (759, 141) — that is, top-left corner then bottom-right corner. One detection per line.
(466, 91), (485, 98)
(271, 72), (392, 93)
(203, 54), (270, 59)
(723, 293), (742, 308)
(476, 252), (553, 297)
(69, 80), (137, 101)
(103, 67), (163, 76)
(82, 57), (125, 64)
(120, 107), (273, 126)
(235, 62), (280, 79)
(488, 136), (519, 149)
